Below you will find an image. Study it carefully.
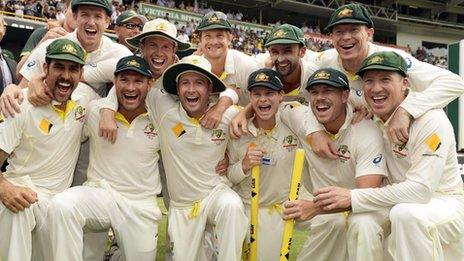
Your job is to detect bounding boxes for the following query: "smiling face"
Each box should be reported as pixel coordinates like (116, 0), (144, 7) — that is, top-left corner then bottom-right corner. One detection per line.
(362, 70), (408, 122)
(114, 17), (144, 50)
(250, 87), (283, 127)
(43, 59), (83, 103)
(268, 44), (305, 78)
(308, 84), (349, 132)
(74, 5), (110, 52)
(199, 29), (232, 60)
(177, 72), (212, 119)
(331, 24), (373, 65)
(115, 70), (151, 112)
(140, 35), (177, 79)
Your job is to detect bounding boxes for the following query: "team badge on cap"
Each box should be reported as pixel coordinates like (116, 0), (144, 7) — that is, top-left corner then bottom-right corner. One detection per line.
(127, 59), (141, 67)
(273, 29), (286, 38)
(62, 44), (78, 55)
(368, 55), (384, 65)
(338, 8), (354, 17)
(314, 70), (331, 80)
(208, 13), (220, 23)
(255, 73), (270, 82)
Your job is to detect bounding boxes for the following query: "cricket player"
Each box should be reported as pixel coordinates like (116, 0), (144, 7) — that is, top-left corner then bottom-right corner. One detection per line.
(113, 11), (147, 53)
(282, 68), (389, 261)
(100, 55), (248, 261)
(227, 68), (307, 261)
(255, 24), (318, 106)
(311, 3), (464, 156)
(0, 0), (132, 115)
(196, 11), (258, 111)
(0, 39), (86, 261)
(48, 55), (161, 261)
(313, 51), (464, 260)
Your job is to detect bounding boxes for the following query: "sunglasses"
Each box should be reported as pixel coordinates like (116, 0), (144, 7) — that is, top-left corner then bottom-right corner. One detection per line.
(121, 23), (143, 30)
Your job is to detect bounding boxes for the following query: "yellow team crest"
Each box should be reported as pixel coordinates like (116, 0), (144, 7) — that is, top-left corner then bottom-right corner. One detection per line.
(155, 22), (167, 31)
(208, 14), (220, 23)
(255, 73), (269, 82)
(368, 55), (383, 65)
(127, 59), (140, 67)
(338, 8), (354, 18)
(314, 70), (330, 80)
(190, 58), (200, 65)
(273, 29), (286, 38)
(62, 44), (77, 55)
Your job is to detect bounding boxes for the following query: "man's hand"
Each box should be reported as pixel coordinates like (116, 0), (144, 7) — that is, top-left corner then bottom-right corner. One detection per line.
(28, 73), (52, 106)
(313, 186), (351, 211)
(283, 199), (321, 221)
(388, 107), (412, 145)
(0, 84), (24, 117)
(242, 145), (266, 173)
(201, 103), (227, 129)
(99, 108), (118, 143)
(0, 181), (38, 213)
(215, 153), (229, 176)
(307, 131), (339, 159)
(229, 109), (250, 139)
(351, 105), (372, 124)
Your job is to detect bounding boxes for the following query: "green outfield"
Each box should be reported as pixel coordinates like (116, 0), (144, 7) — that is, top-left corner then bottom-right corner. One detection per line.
(155, 198), (308, 261)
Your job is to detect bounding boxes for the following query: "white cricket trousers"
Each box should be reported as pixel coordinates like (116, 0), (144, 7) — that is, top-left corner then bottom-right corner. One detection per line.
(168, 184), (248, 261)
(387, 195), (464, 261)
(48, 184), (162, 261)
(243, 205), (285, 261)
(0, 176), (54, 261)
(298, 210), (389, 261)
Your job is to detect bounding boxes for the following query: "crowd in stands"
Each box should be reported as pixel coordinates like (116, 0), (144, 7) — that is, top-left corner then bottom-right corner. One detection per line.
(0, 0), (451, 67)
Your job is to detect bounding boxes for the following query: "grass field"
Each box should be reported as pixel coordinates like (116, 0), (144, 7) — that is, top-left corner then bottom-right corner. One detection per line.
(155, 198), (309, 261)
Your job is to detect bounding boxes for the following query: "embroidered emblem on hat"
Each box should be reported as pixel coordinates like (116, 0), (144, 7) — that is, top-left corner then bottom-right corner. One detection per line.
(255, 72), (269, 82)
(368, 55), (383, 65)
(155, 22), (167, 32)
(273, 29), (286, 38)
(190, 58), (200, 65)
(62, 44), (77, 55)
(338, 8), (354, 18)
(208, 13), (220, 23)
(127, 59), (140, 67)
(314, 70), (330, 80)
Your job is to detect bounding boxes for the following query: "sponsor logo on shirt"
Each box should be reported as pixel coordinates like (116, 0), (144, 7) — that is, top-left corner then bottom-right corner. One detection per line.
(210, 128), (226, 145)
(39, 118), (53, 134)
(372, 154), (382, 164)
(422, 132), (441, 157)
(27, 60), (36, 67)
(144, 123), (158, 139)
(355, 90), (363, 97)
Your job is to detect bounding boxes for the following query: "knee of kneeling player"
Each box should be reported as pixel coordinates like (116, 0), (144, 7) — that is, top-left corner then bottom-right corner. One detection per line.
(389, 204), (417, 224)
(48, 193), (77, 218)
(347, 214), (383, 235)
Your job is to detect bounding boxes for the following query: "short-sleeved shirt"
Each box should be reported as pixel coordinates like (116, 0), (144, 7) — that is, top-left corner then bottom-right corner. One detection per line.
(0, 89), (89, 195)
(227, 106), (304, 206)
(20, 30), (133, 92)
(281, 103), (387, 191)
(83, 99), (161, 201)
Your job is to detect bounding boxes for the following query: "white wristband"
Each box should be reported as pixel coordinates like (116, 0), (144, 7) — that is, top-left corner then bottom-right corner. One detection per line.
(219, 88), (239, 105)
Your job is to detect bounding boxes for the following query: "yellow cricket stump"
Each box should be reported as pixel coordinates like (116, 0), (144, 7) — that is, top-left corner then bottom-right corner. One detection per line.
(279, 149), (305, 261)
(249, 163), (260, 261)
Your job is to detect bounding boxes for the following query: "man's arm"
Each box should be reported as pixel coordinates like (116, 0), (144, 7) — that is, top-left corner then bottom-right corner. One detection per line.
(0, 150), (38, 213)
